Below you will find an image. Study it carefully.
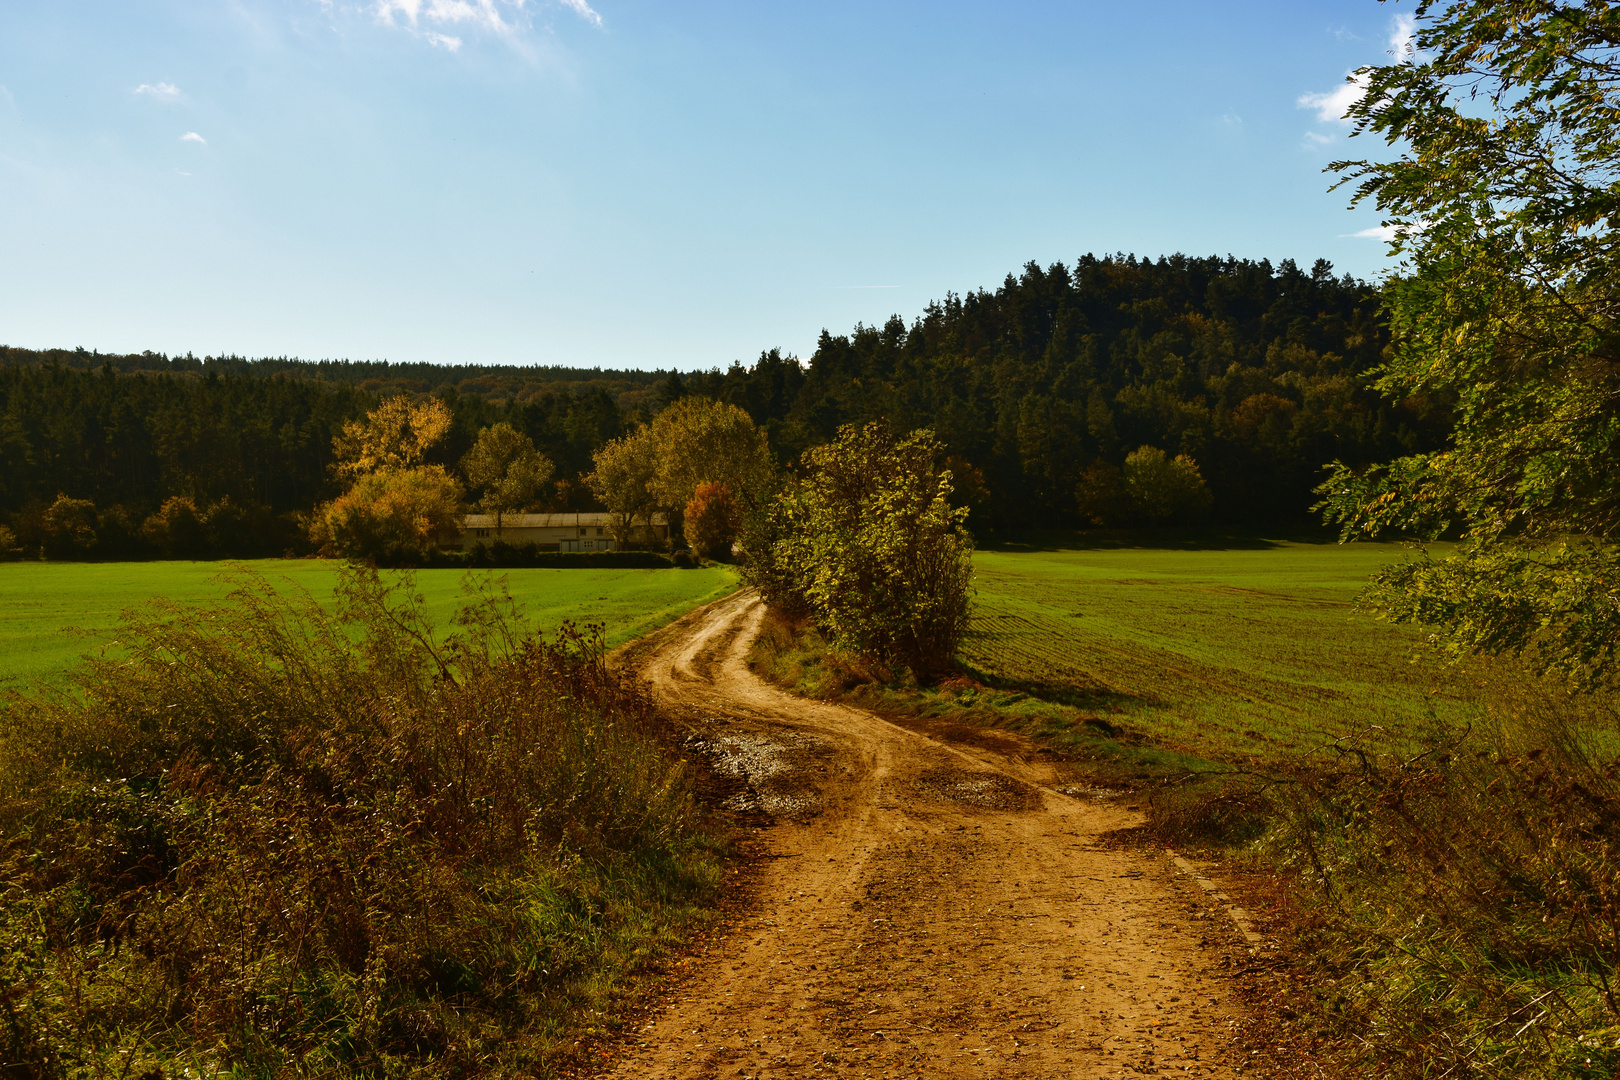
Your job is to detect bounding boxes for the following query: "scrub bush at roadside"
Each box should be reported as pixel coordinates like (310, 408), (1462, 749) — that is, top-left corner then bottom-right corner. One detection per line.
(1266, 670), (1620, 1080)
(0, 567), (720, 1078)
(745, 423), (972, 683)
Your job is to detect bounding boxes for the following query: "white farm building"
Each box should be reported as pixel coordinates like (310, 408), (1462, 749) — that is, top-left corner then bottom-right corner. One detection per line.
(458, 511), (670, 552)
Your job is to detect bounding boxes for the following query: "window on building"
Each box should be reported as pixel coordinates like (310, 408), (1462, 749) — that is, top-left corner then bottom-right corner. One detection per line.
(579, 527), (587, 535)
(596, 528), (604, 536)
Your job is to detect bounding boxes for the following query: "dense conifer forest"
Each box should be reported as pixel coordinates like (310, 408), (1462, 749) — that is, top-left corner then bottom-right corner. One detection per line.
(0, 253), (1448, 555)
(688, 254), (1447, 532)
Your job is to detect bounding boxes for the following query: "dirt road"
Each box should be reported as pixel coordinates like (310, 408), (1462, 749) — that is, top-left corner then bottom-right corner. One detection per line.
(608, 590), (1261, 1079)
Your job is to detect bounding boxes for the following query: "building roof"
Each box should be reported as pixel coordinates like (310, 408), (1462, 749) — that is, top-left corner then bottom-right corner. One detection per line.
(461, 511), (668, 529)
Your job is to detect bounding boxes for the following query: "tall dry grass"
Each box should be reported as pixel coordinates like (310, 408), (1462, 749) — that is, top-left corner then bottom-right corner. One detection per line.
(1249, 667), (1620, 1079)
(0, 568), (720, 1078)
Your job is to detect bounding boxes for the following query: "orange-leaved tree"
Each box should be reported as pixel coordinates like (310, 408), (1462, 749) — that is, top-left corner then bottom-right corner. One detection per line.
(685, 481), (741, 561)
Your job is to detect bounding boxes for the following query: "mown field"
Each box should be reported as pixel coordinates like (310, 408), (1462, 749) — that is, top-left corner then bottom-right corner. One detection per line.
(956, 539), (1466, 768)
(0, 559), (740, 688)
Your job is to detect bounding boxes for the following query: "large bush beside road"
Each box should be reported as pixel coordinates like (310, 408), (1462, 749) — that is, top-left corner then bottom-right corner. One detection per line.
(747, 423), (972, 681)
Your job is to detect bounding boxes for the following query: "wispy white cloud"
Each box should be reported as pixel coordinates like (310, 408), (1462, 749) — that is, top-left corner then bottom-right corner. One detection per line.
(372, 0), (600, 46)
(1302, 130), (1335, 147)
(1347, 224), (1398, 241)
(1298, 70), (1368, 124)
(1299, 15), (1417, 129)
(180, 131), (206, 144)
(1216, 111), (1242, 129)
(375, 0), (507, 35)
(135, 81), (182, 101)
(558, 0), (601, 28)
(1389, 14), (1416, 61)
(374, 0), (418, 23)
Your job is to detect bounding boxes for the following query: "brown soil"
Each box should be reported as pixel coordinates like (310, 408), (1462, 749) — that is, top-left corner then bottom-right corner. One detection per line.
(606, 590), (1266, 1079)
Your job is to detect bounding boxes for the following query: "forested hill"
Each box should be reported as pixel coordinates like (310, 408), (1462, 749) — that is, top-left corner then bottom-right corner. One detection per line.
(0, 253), (1448, 556)
(679, 254), (1449, 531)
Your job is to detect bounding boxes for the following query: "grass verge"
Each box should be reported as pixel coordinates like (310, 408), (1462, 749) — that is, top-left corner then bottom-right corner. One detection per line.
(748, 610), (1223, 785)
(0, 568), (725, 1079)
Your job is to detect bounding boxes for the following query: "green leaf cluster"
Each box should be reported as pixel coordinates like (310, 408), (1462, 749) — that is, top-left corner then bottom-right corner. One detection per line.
(1316, 0), (1620, 688)
(461, 421), (555, 531)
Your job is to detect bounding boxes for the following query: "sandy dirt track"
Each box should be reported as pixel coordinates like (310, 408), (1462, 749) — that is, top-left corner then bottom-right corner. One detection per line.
(606, 590), (1262, 1079)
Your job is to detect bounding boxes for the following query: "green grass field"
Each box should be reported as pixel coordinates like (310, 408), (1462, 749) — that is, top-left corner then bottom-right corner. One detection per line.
(0, 559), (740, 689)
(960, 538), (1467, 766)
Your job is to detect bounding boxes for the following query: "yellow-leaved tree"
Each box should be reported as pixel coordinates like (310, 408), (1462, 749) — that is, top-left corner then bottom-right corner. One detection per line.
(310, 397), (463, 564)
(331, 395), (453, 476)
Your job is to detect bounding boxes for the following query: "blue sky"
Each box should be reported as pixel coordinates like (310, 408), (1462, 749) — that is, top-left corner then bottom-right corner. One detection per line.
(0, 1), (1410, 370)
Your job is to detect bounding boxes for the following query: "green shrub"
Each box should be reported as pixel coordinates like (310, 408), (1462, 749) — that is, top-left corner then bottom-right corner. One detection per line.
(749, 423), (972, 681)
(38, 494), (97, 559)
(1123, 445), (1212, 524)
(0, 567), (719, 1078)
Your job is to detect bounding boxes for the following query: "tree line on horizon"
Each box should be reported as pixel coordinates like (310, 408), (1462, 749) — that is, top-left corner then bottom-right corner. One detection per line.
(0, 252), (1448, 558)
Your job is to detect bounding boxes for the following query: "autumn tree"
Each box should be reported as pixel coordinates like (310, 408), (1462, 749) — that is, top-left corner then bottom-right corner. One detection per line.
(332, 395), (453, 476)
(461, 423), (554, 537)
(1123, 446), (1212, 524)
(312, 396), (464, 563)
(590, 397), (774, 549)
(686, 481), (741, 561)
(39, 495), (97, 560)
(648, 397), (775, 543)
(1074, 460), (1130, 527)
(141, 496), (207, 559)
(587, 427), (660, 544)
(309, 468), (463, 565)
